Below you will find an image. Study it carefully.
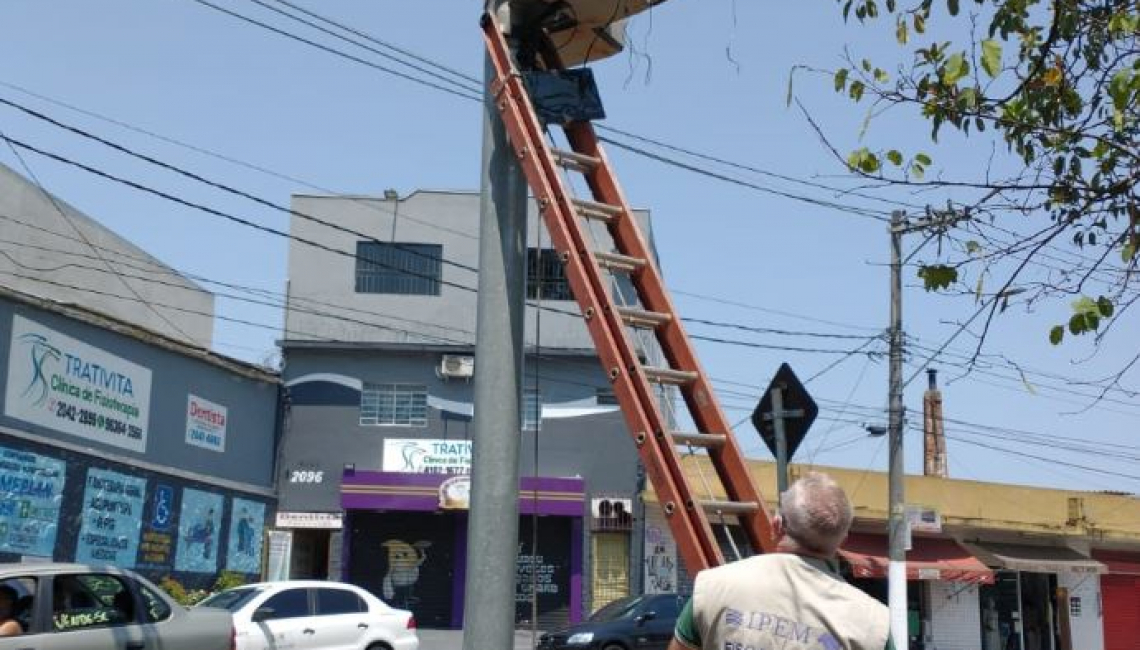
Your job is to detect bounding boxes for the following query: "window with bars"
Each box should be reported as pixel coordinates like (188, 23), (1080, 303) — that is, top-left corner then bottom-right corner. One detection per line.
(360, 383), (428, 426)
(355, 242), (443, 296)
(526, 248), (573, 301)
(522, 389), (542, 431)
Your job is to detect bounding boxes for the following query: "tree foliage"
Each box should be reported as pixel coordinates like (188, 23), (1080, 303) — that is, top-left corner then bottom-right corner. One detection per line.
(829, 0), (1139, 352)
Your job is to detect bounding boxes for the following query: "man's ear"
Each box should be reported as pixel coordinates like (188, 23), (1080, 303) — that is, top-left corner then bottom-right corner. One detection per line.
(772, 514), (785, 541)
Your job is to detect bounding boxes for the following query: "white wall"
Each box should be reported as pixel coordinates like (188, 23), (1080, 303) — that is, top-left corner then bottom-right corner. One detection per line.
(1059, 573), (1104, 650)
(928, 581), (983, 650)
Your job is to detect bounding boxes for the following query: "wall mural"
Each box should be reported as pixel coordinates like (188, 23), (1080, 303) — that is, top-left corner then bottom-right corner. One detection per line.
(381, 539), (432, 606)
(0, 444), (65, 558)
(175, 488), (224, 573)
(226, 497), (266, 574)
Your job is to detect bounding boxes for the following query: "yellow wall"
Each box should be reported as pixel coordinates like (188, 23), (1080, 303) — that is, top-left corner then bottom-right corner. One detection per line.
(647, 457), (1140, 544)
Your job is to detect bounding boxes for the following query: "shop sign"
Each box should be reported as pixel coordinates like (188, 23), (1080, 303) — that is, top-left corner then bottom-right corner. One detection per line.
(383, 438), (471, 474)
(5, 315), (152, 452)
(186, 394), (227, 452)
(906, 505), (942, 533)
(0, 445), (66, 557)
(275, 511), (343, 529)
(265, 530), (293, 581)
(74, 467), (146, 568)
(438, 476), (471, 510)
(917, 567), (942, 580)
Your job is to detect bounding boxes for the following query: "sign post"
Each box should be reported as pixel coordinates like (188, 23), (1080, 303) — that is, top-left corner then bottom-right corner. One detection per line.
(751, 363), (818, 495)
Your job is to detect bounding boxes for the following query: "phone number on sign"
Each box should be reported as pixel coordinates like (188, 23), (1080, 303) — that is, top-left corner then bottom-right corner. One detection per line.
(54, 401), (142, 440)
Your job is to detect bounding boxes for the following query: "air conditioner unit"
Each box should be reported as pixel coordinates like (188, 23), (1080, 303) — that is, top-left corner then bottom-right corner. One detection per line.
(439, 355), (475, 379)
(590, 498), (633, 519)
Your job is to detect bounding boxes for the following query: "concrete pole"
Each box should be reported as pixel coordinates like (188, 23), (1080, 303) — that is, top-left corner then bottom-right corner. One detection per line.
(888, 210), (909, 650)
(462, 11), (529, 650)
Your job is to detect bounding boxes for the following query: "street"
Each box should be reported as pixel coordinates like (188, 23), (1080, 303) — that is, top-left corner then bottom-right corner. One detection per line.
(417, 628), (542, 650)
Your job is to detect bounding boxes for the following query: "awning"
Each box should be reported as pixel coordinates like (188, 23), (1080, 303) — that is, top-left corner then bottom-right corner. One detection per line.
(964, 541), (1106, 575)
(839, 533), (995, 583)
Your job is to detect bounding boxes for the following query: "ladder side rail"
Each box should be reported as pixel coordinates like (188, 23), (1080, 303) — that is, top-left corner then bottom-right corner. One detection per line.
(564, 123), (777, 554)
(481, 15), (720, 572)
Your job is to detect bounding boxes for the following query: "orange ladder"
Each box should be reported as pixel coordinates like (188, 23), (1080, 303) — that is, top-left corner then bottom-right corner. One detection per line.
(482, 12), (775, 573)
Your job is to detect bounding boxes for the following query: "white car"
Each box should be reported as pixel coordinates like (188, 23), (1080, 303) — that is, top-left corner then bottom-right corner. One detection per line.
(198, 580), (418, 650)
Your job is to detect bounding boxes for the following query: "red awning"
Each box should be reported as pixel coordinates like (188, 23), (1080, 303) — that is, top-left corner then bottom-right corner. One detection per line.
(839, 533), (994, 584)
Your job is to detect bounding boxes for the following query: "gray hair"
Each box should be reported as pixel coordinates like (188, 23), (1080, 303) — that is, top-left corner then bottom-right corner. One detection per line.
(778, 472), (853, 555)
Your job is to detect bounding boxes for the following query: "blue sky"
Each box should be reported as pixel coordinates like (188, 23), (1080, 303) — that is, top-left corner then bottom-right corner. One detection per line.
(1, 1), (1136, 494)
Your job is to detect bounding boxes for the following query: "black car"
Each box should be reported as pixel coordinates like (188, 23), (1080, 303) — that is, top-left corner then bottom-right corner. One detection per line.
(539, 593), (686, 650)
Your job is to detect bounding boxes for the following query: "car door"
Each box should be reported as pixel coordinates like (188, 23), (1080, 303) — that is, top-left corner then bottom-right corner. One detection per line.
(30, 572), (147, 650)
(311, 587), (371, 650)
(634, 595), (684, 650)
(245, 587), (313, 650)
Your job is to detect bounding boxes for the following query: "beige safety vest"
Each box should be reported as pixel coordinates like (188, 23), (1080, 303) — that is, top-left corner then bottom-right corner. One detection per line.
(692, 553), (890, 650)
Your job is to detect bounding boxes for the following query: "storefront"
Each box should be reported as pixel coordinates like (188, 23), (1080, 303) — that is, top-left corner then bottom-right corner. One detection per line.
(965, 541), (1106, 650)
(839, 533), (994, 649)
(1093, 550), (1140, 650)
(341, 469), (585, 629)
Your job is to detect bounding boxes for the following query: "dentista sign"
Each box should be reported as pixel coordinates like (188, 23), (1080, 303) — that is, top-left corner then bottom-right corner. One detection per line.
(4, 315), (152, 452)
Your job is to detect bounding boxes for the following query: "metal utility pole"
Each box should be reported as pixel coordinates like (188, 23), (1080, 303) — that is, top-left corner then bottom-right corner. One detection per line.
(463, 4), (529, 649)
(888, 210), (908, 650)
(771, 385), (790, 495)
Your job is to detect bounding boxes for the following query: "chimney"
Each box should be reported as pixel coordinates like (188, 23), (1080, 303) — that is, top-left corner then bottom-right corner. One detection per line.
(923, 369), (948, 477)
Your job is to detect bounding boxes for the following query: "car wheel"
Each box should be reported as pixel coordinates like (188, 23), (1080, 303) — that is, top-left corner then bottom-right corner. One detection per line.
(601, 644), (626, 650)
(365, 644), (392, 650)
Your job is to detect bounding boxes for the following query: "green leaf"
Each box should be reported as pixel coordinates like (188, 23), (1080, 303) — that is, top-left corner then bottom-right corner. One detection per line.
(947, 0), (959, 16)
(910, 163), (925, 180)
(965, 240), (981, 255)
(849, 80), (866, 102)
(1048, 325), (1064, 345)
(1067, 313), (1085, 335)
(896, 19), (908, 44)
(834, 68), (849, 92)
(1072, 295), (1097, 315)
(914, 153), (933, 166)
(1123, 242), (1137, 263)
(981, 39), (1002, 78)
(886, 150), (903, 166)
(917, 264), (958, 291)
(874, 68), (890, 83)
(862, 59), (873, 72)
(942, 53), (969, 85)
(913, 11), (926, 33)
(1097, 296), (1115, 318)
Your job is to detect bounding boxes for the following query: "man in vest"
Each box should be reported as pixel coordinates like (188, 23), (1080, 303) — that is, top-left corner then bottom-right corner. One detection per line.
(668, 472), (893, 650)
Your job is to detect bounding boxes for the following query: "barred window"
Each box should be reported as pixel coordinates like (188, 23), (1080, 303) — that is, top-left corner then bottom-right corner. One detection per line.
(355, 242), (442, 296)
(522, 389), (542, 431)
(526, 248), (573, 301)
(360, 383), (428, 427)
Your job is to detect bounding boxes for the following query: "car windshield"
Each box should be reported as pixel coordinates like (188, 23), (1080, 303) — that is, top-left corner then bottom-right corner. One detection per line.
(198, 587), (265, 612)
(588, 595), (647, 622)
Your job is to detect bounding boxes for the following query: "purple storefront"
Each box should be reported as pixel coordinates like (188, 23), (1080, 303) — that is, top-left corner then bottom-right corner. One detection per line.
(340, 470), (585, 629)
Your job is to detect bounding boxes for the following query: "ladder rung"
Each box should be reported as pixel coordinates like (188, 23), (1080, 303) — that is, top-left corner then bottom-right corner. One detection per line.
(552, 147), (601, 173)
(700, 499), (761, 516)
(617, 306), (672, 329)
(595, 251), (646, 273)
(643, 366), (698, 386)
(572, 198), (623, 223)
(670, 432), (727, 448)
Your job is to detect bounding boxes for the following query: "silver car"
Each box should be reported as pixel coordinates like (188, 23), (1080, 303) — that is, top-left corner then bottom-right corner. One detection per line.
(0, 563), (233, 650)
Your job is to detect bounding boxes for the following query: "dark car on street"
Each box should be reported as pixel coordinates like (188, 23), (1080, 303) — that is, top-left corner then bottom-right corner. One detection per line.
(538, 593), (686, 650)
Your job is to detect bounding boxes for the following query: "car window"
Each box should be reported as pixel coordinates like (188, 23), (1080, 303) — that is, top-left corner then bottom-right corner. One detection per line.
(199, 586), (265, 612)
(316, 588), (365, 616)
(590, 595), (645, 622)
(649, 595), (682, 619)
(52, 574), (135, 632)
(259, 589), (310, 620)
(140, 583), (172, 623)
(0, 577), (36, 634)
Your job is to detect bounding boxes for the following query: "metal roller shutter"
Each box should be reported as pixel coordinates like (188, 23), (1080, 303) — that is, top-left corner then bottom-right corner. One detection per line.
(1102, 575), (1140, 650)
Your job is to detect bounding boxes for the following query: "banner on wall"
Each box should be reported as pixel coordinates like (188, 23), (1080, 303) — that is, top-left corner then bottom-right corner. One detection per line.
(265, 530), (293, 581)
(643, 522), (677, 594)
(75, 468), (146, 567)
(186, 394), (227, 453)
(5, 315), (152, 452)
(382, 438), (471, 474)
(0, 445), (66, 558)
(175, 488), (224, 573)
(226, 498), (265, 574)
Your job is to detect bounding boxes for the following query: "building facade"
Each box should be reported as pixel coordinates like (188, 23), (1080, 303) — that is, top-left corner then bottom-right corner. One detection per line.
(0, 287), (279, 588)
(646, 459), (1140, 650)
(277, 190), (654, 628)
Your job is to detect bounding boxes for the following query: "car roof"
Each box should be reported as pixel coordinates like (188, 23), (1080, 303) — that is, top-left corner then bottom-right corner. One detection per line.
(0, 563), (135, 577)
(223, 580), (367, 590)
